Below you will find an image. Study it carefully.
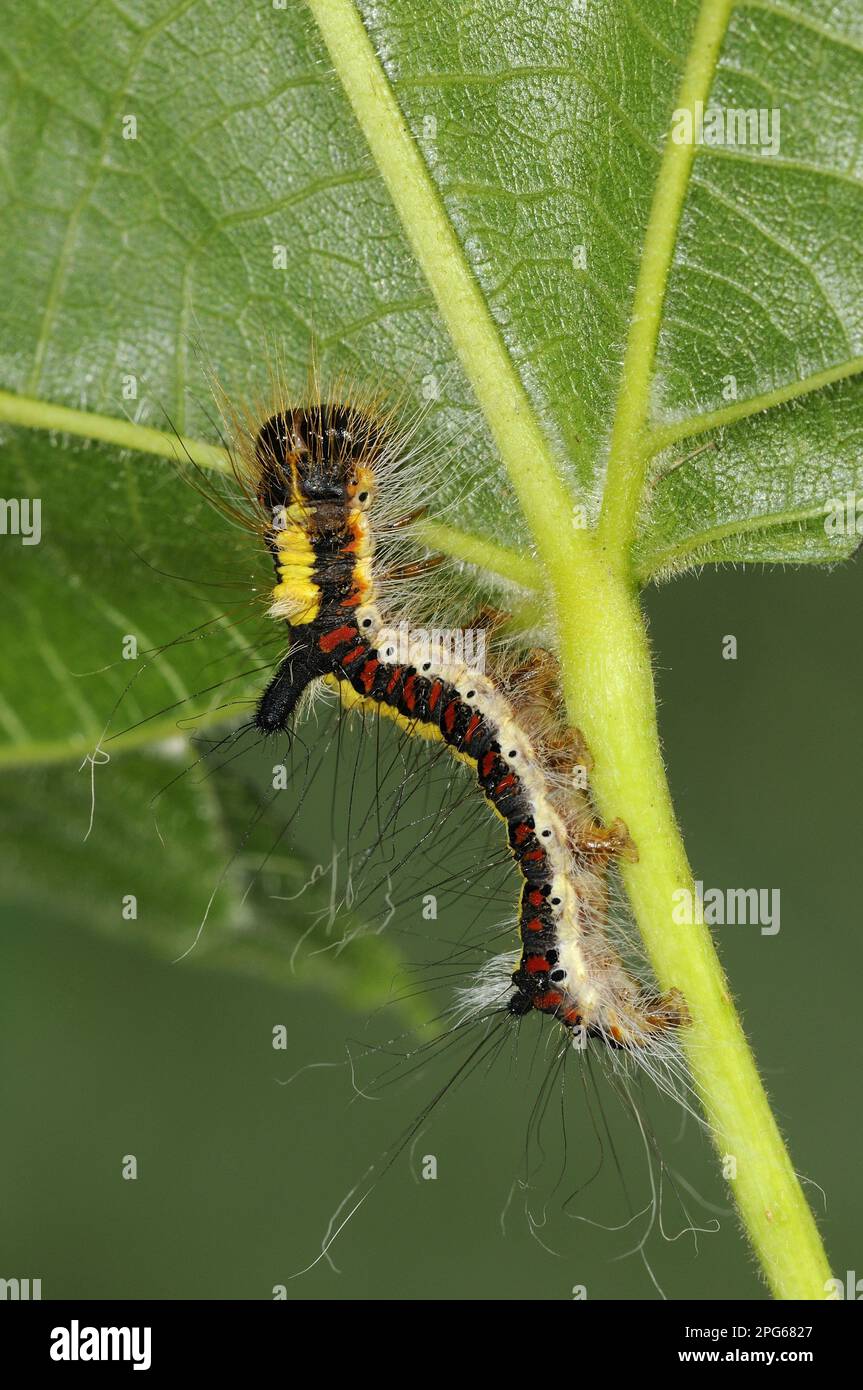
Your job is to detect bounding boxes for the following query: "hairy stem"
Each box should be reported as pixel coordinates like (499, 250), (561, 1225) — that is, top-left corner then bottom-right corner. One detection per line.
(550, 543), (831, 1298)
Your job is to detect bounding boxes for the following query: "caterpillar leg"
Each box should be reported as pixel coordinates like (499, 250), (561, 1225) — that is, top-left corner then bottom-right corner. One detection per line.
(572, 816), (638, 866)
(505, 647), (595, 774)
(384, 555), (446, 581)
(606, 986), (690, 1046)
(647, 987), (690, 1029)
(388, 504), (427, 529)
(464, 603), (511, 630)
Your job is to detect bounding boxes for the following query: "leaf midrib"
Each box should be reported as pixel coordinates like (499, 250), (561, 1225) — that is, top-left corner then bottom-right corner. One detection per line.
(597, 0), (736, 565)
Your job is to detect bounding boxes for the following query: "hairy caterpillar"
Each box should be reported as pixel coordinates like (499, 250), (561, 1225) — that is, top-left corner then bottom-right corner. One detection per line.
(80, 368), (701, 1290)
(222, 386), (688, 1058)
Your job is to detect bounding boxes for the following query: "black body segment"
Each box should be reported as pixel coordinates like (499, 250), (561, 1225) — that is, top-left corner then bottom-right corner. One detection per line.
(253, 614), (581, 1029)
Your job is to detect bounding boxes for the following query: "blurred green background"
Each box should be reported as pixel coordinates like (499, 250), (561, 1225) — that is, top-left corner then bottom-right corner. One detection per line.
(1, 555), (859, 1301)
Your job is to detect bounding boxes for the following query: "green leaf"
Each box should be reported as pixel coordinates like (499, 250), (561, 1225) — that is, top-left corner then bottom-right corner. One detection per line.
(0, 735), (428, 1023)
(0, 428), (266, 761)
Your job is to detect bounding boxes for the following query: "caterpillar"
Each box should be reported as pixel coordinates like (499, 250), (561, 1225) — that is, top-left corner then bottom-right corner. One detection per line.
(226, 389), (687, 1057)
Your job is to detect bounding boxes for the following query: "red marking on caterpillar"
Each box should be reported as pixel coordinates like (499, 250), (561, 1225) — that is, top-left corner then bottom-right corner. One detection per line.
(402, 673), (418, 713)
(464, 712), (483, 742)
(358, 658), (379, 693)
(320, 624), (357, 653)
(533, 989), (564, 1011)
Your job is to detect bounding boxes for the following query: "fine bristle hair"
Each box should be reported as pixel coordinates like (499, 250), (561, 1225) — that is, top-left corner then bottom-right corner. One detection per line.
(214, 353), (439, 523)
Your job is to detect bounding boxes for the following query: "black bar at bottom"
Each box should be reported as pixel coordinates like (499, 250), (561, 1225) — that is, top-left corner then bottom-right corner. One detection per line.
(0, 1297), (856, 1372)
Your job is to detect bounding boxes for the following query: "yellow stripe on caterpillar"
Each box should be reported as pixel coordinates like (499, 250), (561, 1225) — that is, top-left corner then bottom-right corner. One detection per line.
(345, 509), (373, 557)
(270, 518), (320, 623)
(329, 676), (480, 772)
(274, 532), (315, 560)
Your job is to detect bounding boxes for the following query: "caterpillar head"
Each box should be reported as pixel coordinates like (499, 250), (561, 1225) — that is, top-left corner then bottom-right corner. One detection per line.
(255, 404), (379, 532)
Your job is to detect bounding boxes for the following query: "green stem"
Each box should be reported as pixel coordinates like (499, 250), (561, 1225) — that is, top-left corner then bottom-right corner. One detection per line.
(647, 355), (863, 456)
(415, 519), (541, 590)
(550, 544), (831, 1299)
(597, 0), (736, 570)
(0, 388), (228, 472)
